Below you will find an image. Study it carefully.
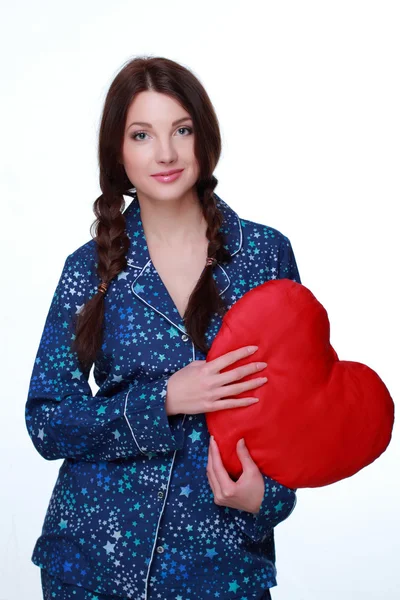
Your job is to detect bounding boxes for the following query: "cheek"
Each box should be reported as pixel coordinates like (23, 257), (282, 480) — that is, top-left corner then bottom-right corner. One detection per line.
(122, 145), (150, 178)
(185, 142), (198, 164)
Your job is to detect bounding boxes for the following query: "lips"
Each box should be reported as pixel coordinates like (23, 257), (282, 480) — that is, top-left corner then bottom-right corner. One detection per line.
(152, 169), (184, 176)
(151, 169), (184, 183)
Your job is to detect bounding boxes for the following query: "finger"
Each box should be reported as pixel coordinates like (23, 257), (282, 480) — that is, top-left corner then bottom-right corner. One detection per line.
(217, 360), (268, 388)
(207, 345), (259, 375)
(216, 375), (268, 400)
(210, 437), (234, 493)
(208, 397), (260, 412)
(206, 462), (216, 495)
(207, 438), (221, 496)
(236, 438), (257, 471)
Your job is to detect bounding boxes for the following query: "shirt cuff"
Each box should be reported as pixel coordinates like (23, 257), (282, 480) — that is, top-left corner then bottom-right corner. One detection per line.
(124, 376), (185, 456)
(231, 475), (298, 542)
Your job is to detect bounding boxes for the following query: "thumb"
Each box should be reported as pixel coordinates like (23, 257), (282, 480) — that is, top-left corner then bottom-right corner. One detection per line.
(236, 438), (255, 469)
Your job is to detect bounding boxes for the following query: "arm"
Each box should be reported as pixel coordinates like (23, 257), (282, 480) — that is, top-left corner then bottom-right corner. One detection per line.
(25, 253), (184, 462)
(231, 476), (297, 542)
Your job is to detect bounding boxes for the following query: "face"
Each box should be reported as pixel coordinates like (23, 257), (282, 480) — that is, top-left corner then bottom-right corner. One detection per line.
(121, 90), (200, 203)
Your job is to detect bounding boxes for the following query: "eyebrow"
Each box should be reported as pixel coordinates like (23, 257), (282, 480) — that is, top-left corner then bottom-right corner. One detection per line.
(127, 116), (193, 130)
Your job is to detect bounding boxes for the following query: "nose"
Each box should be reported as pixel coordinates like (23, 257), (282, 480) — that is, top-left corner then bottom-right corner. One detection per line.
(155, 137), (179, 163)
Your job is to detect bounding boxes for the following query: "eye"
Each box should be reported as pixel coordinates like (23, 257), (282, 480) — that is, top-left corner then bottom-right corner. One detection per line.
(131, 131), (149, 141)
(177, 126), (193, 136)
(130, 126), (193, 141)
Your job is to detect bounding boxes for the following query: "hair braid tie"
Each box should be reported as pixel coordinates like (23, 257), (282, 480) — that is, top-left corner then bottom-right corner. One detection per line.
(98, 281), (109, 294)
(205, 257), (217, 267)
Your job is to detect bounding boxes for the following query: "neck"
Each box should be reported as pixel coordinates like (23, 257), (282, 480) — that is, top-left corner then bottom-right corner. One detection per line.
(137, 188), (208, 247)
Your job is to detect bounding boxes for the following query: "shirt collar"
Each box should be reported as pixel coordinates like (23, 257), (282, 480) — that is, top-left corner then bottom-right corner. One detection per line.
(123, 188), (243, 269)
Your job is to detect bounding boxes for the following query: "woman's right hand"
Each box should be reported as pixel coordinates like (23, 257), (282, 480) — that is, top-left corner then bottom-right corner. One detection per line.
(165, 346), (268, 416)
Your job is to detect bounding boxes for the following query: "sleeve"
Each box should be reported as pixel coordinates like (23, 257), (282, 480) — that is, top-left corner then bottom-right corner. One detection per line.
(278, 235), (302, 284)
(25, 253), (185, 462)
(231, 476), (297, 542)
(231, 233), (302, 541)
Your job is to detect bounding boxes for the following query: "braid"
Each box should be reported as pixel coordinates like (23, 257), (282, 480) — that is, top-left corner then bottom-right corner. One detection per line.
(92, 190), (130, 285)
(71, 182), (130, 370)
(182, 177), (232, 354)
(200, 182), (231, 265)
(70, 54), (233, 365)
(73, 177), (232, 366)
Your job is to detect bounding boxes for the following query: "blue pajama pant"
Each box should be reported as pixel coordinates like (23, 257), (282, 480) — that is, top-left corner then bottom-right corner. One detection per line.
(40, 569), (272, 599)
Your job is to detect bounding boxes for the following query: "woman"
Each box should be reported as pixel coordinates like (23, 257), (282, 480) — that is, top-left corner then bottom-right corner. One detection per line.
(26, 56), (302, 600)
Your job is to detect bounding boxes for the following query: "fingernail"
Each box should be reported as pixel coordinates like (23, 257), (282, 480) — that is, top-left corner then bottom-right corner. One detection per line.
(248, 346), (258, 353)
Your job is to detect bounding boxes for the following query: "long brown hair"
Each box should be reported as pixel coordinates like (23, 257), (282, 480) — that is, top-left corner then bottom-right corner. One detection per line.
(72, 56), (232, 370)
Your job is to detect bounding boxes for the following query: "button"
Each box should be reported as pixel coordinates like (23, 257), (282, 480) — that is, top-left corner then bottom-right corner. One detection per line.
(156, 546), (164, 553)
(181, 334), (189, 341)
(157, 491), (164, 499)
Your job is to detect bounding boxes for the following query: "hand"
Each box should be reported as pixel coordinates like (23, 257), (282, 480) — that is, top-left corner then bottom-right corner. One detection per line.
(206, 435), (265, 514)
(165, 345), (268, 416)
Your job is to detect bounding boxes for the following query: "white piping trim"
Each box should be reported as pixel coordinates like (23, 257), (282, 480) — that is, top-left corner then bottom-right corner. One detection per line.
(143, 445), (178, 598)
(126, 193), (243, 598)
(131, 259), (187, 335)
(217, 263), (231, 296)
(126, 261), (142, 270)
(123, 387), (148, 456)
(231, 213), (243, 257)
(131, 260), (187, 336)
(127, 205), (243, 270)
(143, 419), (188, 598)
(143, 344), (192, 598)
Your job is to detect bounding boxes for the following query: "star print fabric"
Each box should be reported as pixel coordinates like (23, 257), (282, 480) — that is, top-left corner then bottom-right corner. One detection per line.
(25, 191), (301, 599)
(40, 567), (122, 599)
(40, 567), (272, 599)
(25, 254), (185, 462)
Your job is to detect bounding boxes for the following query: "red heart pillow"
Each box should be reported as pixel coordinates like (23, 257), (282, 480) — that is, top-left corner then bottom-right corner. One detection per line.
(206, 279), (394, 488)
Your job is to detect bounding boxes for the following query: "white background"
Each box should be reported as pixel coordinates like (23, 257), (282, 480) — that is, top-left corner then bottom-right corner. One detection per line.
(1, 1), (399, 599)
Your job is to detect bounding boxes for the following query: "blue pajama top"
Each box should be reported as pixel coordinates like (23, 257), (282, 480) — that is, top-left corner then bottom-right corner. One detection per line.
(25, 190), (302, 600)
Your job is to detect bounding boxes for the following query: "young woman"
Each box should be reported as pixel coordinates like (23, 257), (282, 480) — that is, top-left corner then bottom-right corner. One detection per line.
(26, 56), (302, 600)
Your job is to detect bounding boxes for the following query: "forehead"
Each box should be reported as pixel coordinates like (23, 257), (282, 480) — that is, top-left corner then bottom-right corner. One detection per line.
(126, 91), (191, 124)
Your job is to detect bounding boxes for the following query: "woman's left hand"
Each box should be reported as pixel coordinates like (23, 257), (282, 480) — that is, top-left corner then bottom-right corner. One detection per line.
(207, 435), (265, 514)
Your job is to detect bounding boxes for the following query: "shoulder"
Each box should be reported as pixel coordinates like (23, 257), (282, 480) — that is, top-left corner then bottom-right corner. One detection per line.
(67, 238), (98, 268)
(237, 215), (301, 282)
(56, 239), (100, 302)
(238, 215), (293, 251)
